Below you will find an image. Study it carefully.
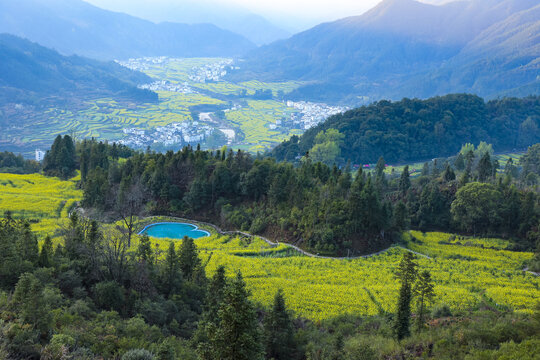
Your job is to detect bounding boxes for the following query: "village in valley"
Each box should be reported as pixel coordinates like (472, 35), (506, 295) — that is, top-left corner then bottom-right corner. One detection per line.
(114, 57), (348, 150)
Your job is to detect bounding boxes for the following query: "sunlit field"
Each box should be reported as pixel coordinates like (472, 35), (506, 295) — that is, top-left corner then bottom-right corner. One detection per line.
(2, 174), (537, 322)
(133, 220), (539, 321)
(0, 172), (82, 237)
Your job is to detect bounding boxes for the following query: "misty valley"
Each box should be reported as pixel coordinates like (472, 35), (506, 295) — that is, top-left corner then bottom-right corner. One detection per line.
(0, 0), (539, 359)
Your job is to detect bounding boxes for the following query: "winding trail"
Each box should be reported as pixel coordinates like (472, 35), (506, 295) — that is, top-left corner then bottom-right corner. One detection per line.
(142, 216), (433, 260)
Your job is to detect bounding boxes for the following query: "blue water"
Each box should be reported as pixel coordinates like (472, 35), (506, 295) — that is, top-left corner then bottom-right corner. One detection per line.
(138, 222), (210, 239)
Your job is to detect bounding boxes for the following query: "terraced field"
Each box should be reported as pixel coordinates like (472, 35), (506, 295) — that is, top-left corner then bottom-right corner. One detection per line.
(5, 57), (306, 154)
(225, 100), (303, 152)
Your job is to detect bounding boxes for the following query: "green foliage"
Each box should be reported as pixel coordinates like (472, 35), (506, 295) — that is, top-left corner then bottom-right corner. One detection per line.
(198, 272), (263, 360)
(94, 281), (125, 313)
(12, 273), (52, 336)
(413, 270), (435, 332)
(394, 253), (418, 340)
(0, 151), (40, 174)
(264, 289), (297, 360)
(274, 95), (540, 164)
(0, 217), (39, 289)
(43, 135), (77, 179)
(451, 183), (503, 235)
(122, 349), (155, 360)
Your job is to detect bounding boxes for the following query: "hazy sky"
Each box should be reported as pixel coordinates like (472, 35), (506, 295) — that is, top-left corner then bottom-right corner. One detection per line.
(84, 0), (448, 32)
(85, 0), (383, 26)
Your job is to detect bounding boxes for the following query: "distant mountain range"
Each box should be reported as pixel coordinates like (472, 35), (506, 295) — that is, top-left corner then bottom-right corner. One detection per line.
(0, 34), (156, 108)
(84, 0), (291, 46)
(232, 0), (540, 104)
(0, 0), (256, 60)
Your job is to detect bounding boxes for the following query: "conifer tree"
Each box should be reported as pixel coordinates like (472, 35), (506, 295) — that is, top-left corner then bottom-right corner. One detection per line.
(201, 272), (263, 360)
(264, 289), (296, 360)
(394, 252), (418, 340)
(443, 164), (456, 182)
(399, 166), (411, 196)
(178, 236), (201, 280)
(421, 162), (430, 176)
(477, 152), (493, 182)
(375, 156), (386, 187)
(160, 242), (182, 297)
(38, 235), (54, 268)
(414, 270), (435, 332)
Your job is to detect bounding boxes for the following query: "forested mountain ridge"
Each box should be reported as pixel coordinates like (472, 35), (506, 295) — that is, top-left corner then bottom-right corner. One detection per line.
(0, 34), (157, 105)
(0, 0), (255, 60)
(272, 94), (540, 164)
(232, 0), (540, 103)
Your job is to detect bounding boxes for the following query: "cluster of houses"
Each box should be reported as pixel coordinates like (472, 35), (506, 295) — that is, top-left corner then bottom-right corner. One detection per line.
(283, 101), (349, 130)
(116, 57), (171, 71)
(138, 80), (196, 94)
(120, 122), (213, 148)
(189, 59), (234, 83)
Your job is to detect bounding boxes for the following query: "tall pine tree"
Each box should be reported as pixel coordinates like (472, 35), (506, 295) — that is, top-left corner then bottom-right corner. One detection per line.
(394, 252), (418, 340)
(264, 289), (296, 360)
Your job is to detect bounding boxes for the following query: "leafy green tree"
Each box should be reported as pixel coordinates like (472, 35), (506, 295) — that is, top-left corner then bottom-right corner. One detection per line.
(394, 252), (418, 340)
(264, 289), (296, 360)
(517, 116), (539, 147)
(413, 270), (435, 332)
(94, 281), (125, 313)
(451, 182), (503, 235)
(475, 142), (493, 158)
(309, 129), (345, 165)
(520, 144), (540, 179)
(504, 158), (518, 178)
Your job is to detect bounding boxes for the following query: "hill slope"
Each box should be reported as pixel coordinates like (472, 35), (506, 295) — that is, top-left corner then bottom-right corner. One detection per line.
(272, 94), (540, 164)
(0, 0), (256, 60)
(233, 0), (539, 103)
(0, 33), (158, 133)
(84, 0), (290, 45)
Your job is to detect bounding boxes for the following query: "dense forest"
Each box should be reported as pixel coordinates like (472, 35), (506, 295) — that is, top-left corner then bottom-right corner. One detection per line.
(59, 137), (538, 257)
(1, 213), (539, 359)
(273, 94), (540, 164)
(0, 135), (539, 359)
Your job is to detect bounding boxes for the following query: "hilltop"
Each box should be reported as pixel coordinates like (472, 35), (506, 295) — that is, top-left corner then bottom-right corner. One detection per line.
(232, 0), (540, 103)
(0, 0), (256, 60)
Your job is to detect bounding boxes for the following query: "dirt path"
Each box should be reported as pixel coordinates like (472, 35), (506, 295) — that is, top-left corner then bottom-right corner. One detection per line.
(146, 216), (433, 260)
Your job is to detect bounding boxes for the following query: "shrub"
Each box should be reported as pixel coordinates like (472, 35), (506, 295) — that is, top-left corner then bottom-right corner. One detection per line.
(121, 349), (155, 360)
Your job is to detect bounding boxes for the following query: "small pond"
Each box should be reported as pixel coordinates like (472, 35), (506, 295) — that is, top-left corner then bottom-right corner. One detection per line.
(138, 222), (210, 239)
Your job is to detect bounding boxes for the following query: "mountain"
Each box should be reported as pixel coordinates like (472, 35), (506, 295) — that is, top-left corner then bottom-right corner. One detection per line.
(0, 0), (256, 60)
(232, 0), (539, 104)
(272, 94), (540, 165)
(84, 0), (290, 46)
(0, 34), (156, 108)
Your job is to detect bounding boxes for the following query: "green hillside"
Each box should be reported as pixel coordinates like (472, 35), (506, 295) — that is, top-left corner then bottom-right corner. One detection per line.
(273, 94), (540, 164)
